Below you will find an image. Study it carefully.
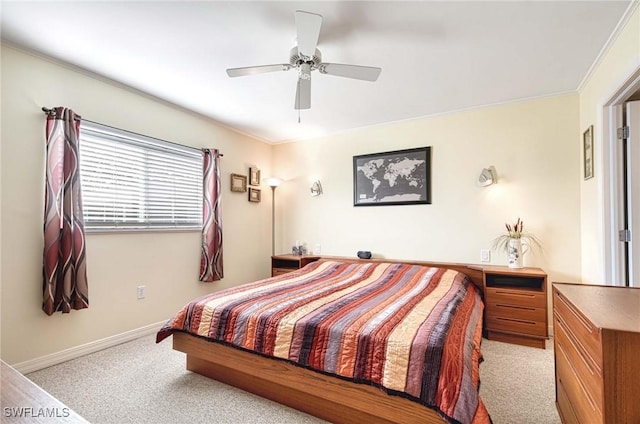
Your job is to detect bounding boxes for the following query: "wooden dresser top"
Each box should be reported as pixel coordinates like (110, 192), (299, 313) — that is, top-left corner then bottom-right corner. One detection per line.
(1, 360), (88, 423)
(553, 283), (640, 333)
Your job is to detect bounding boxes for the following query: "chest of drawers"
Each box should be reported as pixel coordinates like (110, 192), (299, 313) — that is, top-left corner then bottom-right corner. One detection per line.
(553, 283), (640, 424)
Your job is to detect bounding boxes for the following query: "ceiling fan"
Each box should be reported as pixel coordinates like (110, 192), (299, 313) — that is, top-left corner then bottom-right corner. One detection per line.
(226, 10), (382, 110)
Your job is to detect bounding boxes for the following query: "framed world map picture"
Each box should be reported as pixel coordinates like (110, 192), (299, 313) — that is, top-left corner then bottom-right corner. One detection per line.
(353, 146), (431, 206)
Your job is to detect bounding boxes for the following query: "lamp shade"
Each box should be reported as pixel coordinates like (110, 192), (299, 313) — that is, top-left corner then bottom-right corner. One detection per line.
(265, 177), (282, 188)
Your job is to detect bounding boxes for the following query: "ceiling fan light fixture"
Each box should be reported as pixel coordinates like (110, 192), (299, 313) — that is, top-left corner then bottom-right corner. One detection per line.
(299, 63), (312, 80)
(226, 10), (382, 110)
(289, 46), (321, 68)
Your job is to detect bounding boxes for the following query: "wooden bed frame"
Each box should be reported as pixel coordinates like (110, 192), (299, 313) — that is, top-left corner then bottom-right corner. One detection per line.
(171, 258), (486, 424)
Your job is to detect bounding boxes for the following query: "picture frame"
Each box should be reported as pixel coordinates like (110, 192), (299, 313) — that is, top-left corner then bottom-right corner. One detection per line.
(353, 146), (431, 206)
(583, 125), (594, 180)
(249, 167), (261, 186)
(230, 173), (247, 192)
(248, 187), (261, 203)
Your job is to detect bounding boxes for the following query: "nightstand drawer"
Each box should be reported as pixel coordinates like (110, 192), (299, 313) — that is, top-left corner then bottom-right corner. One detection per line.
(485, 314), (547, 336)
(553, 289), (602, 364)
(486, 302), (546, 323)
(485, 287), (546, 308)
(272, 267), (295, 276)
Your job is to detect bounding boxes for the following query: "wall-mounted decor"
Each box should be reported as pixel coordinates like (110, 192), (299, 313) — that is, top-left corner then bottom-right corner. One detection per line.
(583, 125), (594, 180)
(248, 187), (261, 202)
(230, 173), (247, 192)
(249, 167), (261, 186)
(353, 146), (431, 206)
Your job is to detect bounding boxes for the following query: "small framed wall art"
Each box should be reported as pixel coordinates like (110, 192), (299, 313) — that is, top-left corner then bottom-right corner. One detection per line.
(230, 173), (247, 192)
(248, 187), (261, 202)
(583, 125), (594, 180)
(249, 167), (261, 186)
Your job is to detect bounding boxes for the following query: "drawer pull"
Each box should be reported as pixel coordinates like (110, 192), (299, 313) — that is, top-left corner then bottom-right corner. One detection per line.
(496, 316), (536, 326)
(557, 341), (599, 412)
(554, 314), (600, 375)
(495, 303), (536, 311)
(555, 314), (599, 376)
(557, 293), (594, 335)
(496, 290), (535, 298)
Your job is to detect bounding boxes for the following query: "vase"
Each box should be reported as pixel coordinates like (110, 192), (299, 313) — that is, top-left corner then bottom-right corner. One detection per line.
(507, 238), (523, 268)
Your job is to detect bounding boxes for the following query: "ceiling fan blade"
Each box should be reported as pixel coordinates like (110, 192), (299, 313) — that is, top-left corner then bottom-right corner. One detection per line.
(295, 10), (322, 58)
(226, 64), (292, 77)
(319, 63), (382, 82)
(294, 76), (311, 110)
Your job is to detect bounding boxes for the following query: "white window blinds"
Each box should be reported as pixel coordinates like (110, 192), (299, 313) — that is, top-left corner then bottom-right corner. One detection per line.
(79, 121), (202, 231)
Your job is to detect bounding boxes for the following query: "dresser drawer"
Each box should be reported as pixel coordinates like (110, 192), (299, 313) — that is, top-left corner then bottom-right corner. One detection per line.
(486, 287), (546, 308)
(557, 378), (581, 424)
(556, 338), (603, 424)
(554, 315), (602, 411)
(485, 314), (547, 336)
(553, 289), (602, 364)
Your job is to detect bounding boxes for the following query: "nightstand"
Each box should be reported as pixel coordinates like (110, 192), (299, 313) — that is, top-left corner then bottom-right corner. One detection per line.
(271, 255), (321, 277)
(482, 266), (548, 349)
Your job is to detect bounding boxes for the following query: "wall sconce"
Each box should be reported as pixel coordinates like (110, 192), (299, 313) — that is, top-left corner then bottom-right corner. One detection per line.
(478, 167), (497, 187)
(310, 180), (323, 196)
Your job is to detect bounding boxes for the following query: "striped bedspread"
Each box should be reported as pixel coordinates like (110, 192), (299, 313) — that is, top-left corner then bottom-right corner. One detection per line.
(157, 260), (490, 424)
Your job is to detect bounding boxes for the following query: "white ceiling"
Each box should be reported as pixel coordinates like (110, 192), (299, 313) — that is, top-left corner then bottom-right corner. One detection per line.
(1, 1), (632, 143)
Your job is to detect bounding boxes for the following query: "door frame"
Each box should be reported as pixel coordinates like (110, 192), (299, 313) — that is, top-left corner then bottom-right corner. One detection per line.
(602, 66), (640, 286)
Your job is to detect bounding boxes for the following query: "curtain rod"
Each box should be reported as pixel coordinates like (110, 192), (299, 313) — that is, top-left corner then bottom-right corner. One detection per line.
(42, 106), (81, 120)
(41, 107), (222, 156)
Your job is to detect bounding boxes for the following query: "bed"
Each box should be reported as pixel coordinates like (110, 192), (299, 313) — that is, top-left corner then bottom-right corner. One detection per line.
(157, 258), (491, 424)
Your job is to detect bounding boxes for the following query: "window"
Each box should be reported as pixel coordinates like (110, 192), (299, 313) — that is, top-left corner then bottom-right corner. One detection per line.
(79, 121), (202, 231)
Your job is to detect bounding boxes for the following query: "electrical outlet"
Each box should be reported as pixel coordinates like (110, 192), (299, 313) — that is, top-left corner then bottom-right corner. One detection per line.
(314, 244), (322, 255)
(480, 249), (491, 263)
(137, 285), (146, 299)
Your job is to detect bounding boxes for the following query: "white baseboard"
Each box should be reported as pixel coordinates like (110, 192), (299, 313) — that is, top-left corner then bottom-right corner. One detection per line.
(13, 320), (166, 374)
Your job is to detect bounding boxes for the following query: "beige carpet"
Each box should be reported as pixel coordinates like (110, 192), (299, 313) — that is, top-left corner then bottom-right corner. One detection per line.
(26, 334), (561, 424)
(479, 339), (560, 424)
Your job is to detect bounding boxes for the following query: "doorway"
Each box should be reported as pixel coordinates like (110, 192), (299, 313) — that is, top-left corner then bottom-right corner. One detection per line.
(604, 70), (640, 288)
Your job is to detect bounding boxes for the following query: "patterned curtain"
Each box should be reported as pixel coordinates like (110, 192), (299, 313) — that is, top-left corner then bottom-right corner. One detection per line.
(200, 148), (223, 281)
(42, 107), (89, 315)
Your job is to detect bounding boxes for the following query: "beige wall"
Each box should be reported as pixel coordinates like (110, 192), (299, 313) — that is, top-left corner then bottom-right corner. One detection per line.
(0, 45), (274, 364)
(273, 95), (582, 291)
(578, 5), (640, 284)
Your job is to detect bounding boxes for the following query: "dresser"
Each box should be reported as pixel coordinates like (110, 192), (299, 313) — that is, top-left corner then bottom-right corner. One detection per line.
(553, 283), (640, 424)
(483, 266), (548, 348)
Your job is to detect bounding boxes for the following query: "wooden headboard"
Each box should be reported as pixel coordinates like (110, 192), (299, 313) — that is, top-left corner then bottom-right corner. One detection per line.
(316, 256), (485, 292)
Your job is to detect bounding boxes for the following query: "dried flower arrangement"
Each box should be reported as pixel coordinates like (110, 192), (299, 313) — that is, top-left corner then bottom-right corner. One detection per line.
(492, 218), (542, 253)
